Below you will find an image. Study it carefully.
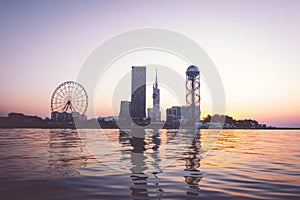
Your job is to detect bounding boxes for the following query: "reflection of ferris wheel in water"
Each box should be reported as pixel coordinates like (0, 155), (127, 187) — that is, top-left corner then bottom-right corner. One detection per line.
(51, 81), (88, 115)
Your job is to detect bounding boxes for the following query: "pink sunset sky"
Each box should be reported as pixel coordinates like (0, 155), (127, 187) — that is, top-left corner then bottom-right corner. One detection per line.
(0, 0), (300, 127)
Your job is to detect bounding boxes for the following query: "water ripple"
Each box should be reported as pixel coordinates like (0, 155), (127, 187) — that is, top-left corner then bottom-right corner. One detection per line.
(0, 129), (300, 199)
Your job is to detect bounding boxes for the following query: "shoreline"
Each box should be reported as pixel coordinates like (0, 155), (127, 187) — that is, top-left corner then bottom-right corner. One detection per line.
(0, 127), (299, 130)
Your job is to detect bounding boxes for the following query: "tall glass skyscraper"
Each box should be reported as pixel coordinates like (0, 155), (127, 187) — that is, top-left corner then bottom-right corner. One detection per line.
(131, 66), (146, 120)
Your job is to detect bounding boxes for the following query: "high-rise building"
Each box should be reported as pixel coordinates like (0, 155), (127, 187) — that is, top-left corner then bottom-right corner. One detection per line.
(148, 69), (161, 121)
(131, 66), (146, 120)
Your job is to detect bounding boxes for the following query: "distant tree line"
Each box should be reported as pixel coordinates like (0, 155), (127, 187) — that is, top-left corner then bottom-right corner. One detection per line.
(203, 114), (268, 128)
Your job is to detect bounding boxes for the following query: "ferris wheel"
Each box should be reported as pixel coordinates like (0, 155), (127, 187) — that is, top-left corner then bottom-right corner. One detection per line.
(51, 81), (88, 115)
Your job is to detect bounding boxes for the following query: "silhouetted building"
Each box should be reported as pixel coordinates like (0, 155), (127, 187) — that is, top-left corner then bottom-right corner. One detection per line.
(5, 112), (45, 127)
(181, 106), (198, 123)
(51, 111), (87, 123)
(119, 101), (131, 121)
(71, 111), (87, 121)
(166, 106), (181, 122)
(148, 69), (161, 121)
(131, 66), (146, 120)
(99, 116), (118, 122)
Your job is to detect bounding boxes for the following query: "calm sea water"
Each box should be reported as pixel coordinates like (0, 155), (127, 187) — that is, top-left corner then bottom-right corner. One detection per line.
(0, 128), (299, 200)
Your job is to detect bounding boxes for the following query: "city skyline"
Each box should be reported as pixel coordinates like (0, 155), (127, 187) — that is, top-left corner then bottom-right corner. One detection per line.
(1, 1), (300, 127)
(1, 2), (300, 199)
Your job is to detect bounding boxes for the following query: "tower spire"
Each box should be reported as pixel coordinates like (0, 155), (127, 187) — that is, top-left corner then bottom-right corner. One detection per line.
(150, 68), (161, 121)
(155, 68), (158, 88)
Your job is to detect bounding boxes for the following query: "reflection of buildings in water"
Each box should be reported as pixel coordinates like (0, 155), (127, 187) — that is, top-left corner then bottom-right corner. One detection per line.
(151, 129), (163, 175)
(119, 129), (163, 199)
(130, 134), (148, 198)
(184, 129), (203, 196)
(150, 129), (164, 198)
(130, 136), (147, 173)
(119, 130), (130, 145)
(47, 129), (89, 178)
(161, 129), (178, 145)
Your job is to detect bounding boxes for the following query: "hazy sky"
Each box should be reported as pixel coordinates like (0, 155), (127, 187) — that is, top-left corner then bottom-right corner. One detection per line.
(0, 0), (300, 127)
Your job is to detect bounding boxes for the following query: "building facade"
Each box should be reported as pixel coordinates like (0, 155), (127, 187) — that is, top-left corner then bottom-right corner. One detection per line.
(130, 66), (146, 120)
(166, 106), (181, 122)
